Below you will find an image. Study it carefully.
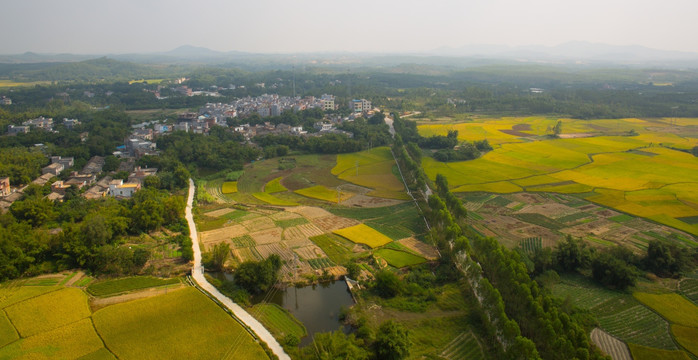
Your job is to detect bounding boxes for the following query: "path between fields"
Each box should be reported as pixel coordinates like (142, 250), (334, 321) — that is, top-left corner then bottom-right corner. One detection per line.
(186, 179), (291, 360)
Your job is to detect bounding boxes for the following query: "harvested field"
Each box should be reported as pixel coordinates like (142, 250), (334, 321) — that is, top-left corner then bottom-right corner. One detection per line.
(312, 215), (360, 232)
(284, 237), (313, 249)
(199, 224), (248, 247)
(256, 243), (295, 261)
(270, 211), (302, 221)
(293, 245), (326, 260)
(590, 328), (632, 360)
(233, 247), (263, 262)
(288, 206), (333, 219)
(398, 237), (439, 260)
(249, 227), (283, 245)
(204, 208), (236, 218)
(242, 216), (276, 232)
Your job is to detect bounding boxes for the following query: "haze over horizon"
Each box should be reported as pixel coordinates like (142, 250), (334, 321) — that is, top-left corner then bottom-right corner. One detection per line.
(1, 0), (698, 55)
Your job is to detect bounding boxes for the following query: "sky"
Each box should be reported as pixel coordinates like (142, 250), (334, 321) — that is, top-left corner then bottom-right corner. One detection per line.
(2, 0), (698, 55)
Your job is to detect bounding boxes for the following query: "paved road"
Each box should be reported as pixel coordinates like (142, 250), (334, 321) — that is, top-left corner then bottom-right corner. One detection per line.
(186, 179), (290, 360)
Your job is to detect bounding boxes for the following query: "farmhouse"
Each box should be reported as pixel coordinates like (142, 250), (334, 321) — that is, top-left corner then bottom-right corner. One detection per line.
(108, 179), (141, 198)
(42, 162), (64, 176)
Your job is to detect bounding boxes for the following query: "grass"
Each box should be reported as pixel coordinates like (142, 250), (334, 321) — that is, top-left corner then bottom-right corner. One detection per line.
(672, 325), (698, 356)
(87, 276), (180, 297)
(634, 292), (698, 328)
(373, 248), (426, 268)
(294, 185), (353, 203)
(404, 315), (476, 359)
(627, 344), (691, 360)
(0, 311), (18, 347)
(4, 288), (91, 338)
(264, 177), (287, 193)
(93, 287), (268, 360)
(252, 192), (299, 206)
(221, 181), (238, 194)
(274, 217), (309, 229)
(333, 223), (393, 248)
(0, 318), (107, 360)
(439, 331), (484, 360)
(309, 233), (358, 265)
(250, 303), (307, 339)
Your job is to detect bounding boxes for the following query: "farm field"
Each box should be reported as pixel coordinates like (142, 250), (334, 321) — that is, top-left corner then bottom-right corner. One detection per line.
(87, 276), (181, 297)
(0, 278), (268, 360)
(264, 177), (287, 193)
(93, 287), (267, 360)
(332, 147), (409, 199)
(628, 344), (691, 360)
(221, 181), (238, 194)
(439, 331), (485, 360)
(420, 117), (698, 236)
(294, 185), (353, 203)
(250, 303), (307, 340)
(590, 328), (632, 360)
(461, 192), (693, 251)
(672, 325), (698, 356)
(373, 248), (426, 268)
(634, 292), (698, 328)
(333, 223), (393, 248)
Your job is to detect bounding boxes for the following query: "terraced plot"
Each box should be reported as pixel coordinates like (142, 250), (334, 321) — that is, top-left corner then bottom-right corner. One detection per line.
(596, 303), (676, 350)
(0, 318), (106, 360)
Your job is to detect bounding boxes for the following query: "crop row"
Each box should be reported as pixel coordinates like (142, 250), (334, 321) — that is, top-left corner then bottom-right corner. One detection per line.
(440, 332), (484, 360)
(307, 257), (335, 270)
(597, 304), (676, 350)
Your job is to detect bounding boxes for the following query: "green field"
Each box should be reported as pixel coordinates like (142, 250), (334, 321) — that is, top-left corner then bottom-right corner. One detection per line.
(87, 276), (180, 297)
(309, 233), (358, 265)
(672, 325), (698, 356)
(264, 177), (287, 193)
(634, 292), (698, 328)
(405, 315), (478, 359)
(252, 192), (299, 206)
(550, 275), (624, 310)
(93, 287), (267, 360)
(294, 185), (353, 203)
(439, 331), (485, 360)
(628, 344), (691, 360)
(329, 202), (426, 237)
(222, 181), (238, 194)
(332, 147), (409, 199)
(519, 237), (542, 253)
(333, 223), (393, 248)
(274, 217), (309, 229)
(250, 303), (307, 340)
(373, 248), (426, 268)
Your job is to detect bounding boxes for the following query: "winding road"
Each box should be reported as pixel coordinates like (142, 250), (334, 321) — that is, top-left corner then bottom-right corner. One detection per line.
(185, 179), (290, 360)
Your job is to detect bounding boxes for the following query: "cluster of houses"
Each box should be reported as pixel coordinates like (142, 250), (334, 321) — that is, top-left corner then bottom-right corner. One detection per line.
(200, 94), (338, 121)
(6, 117), (80, 135)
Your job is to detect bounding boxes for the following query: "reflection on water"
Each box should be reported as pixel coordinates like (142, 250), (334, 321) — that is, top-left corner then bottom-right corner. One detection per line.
(208, 273), (355, 347)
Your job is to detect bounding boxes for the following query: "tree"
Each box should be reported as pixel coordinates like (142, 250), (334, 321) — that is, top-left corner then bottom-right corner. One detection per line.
(373, 269), (402, 298)
(692, 146), (698, 157)
(304, 331), (369, 360)
(555, 235), (591, 272)
(345, 262), (361, 280)
(210, 242), (230, 271)
(552, 120), (562, 136)
(375, 320), (410, 360)
(592, 252), (637, 290)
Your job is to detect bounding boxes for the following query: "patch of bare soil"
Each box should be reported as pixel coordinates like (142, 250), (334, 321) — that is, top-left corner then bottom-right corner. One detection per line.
(288, 206), (333, 219)
(90, 285), (186, 311)
(558, 133), (594, 139)
(204, 208), (236, 218)
(398, 238), (439, 260)
(65, 271), (84, 287)
(340, 194), (404, 208)
(312, 215), (360, 232)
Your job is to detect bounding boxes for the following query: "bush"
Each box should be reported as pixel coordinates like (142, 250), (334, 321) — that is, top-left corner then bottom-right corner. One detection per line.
(373, 270), (402, 298)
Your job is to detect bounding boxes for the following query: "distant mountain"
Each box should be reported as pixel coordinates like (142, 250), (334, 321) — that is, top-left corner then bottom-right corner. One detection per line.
(0, 52), (96, 64)
(7, 57), (175, 82)
(430, 41), (698, 65)
(162, 45), (224, 58)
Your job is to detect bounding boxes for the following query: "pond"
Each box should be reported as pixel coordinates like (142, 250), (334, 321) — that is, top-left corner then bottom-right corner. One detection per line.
(208, 273), (355, 346)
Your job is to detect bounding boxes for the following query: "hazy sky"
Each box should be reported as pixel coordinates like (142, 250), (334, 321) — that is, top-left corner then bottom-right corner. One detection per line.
(2, 0), (697, 54)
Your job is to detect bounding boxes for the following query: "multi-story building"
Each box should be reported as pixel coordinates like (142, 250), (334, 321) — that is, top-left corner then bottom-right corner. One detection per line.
(42, 162), (64, 176)
(63, 118), (80, 129)
(51, 156), (74, 169)
(350, 99), (372, 113)
(23, 116), (53, 131)
(321, 94), (335, 111)
(7, 125), (29, 135)
(108, 179), (141, 198)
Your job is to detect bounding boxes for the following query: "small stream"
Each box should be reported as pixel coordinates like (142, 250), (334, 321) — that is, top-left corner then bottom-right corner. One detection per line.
(209, 273), (355, 346)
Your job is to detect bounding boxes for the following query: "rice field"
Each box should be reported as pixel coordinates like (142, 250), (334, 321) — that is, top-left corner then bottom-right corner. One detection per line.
(309, 234), (358, 265)
(595, 300), (677, 350)
(0, 312), (18, 347)
(221, 181), (238, 194)
(93, 287), (268, 360)
(672, 325), (698, 356)
(264, 177), (287, 193)
(4, 288), (91, 337)
(333, 223), (393, 248)
(252, 192), (299, 206)
(627, 344), (691, 360)
(373, 248), (426, 268)
(420, 117), (698, 236)
(0, 318), (106, 360)
(294, 185), (353, 203)
(634, 292), (698, 328)
(332, 147), (409, 199)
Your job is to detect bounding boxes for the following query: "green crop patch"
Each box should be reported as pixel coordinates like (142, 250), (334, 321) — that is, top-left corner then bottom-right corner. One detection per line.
(610, 214), (634, 223)
(87, 276), (180, 297)
(512, 213), (565, 230)
(309, 234), (358, 264)
(5, 288), (91, 338)
(232, 235), (256, 247)
(374, 248), (426, 268)
(250, 303), (307, 340)
(440, 331), (484, 360)
(679, 278), (698, 304)
(519, 237), (542, 253)
(678, 216), (698, 225)
(93, 287), (267, 360)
